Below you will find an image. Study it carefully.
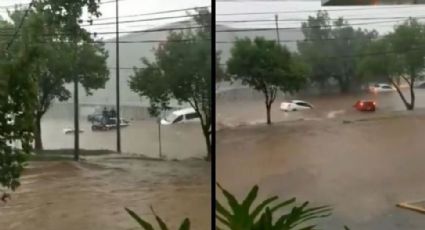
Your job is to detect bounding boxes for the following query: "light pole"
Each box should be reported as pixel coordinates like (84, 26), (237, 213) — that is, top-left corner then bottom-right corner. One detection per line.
(115, 0), (121, 153)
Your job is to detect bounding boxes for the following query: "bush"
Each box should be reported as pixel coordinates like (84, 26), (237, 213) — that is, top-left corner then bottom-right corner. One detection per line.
(125, 206), (190, 230)
(216, 183), (332, 230)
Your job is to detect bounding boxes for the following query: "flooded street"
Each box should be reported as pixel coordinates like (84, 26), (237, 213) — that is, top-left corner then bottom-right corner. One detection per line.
(217, 89), (425, 128)
(217, 90), (425, 229)
(40, 105), (206, 160)
(0, 158), (210, 230)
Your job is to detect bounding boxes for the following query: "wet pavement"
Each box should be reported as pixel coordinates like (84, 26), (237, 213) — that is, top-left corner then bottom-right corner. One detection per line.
(217, 90), (425, 229)
(0, 158), (211, 230)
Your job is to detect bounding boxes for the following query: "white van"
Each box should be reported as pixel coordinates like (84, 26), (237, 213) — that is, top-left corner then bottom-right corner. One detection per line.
(160, 108), (200, 125)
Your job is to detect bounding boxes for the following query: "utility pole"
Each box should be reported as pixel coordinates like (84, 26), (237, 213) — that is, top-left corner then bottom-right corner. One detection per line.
(275, 14), (280, 44)
(73, 20), (80, 161)
(74, 71), (79, 161)
(157, 117), (162, 159)
(116, 0), (121, 153)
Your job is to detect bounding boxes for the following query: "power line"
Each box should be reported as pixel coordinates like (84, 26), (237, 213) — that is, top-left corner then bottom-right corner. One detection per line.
(91, 6), (210, 22)
(0, 0), (127, 9)
(216, 5), (423, 16)
(81, 14), (193, 27)
(216, 19), (409, 32)
(6, 0), (34, 50)
(0, 25), (209, 37)
(217, 16), (425, 24)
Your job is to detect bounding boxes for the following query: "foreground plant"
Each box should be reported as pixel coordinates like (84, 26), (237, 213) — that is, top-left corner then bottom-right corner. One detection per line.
(216, 183), (332, 230)
(125, 206), (190, 230)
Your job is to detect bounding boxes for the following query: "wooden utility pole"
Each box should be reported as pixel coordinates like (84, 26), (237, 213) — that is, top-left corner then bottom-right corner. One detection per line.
(116, 0), (121, 153)
(274, 14), (280, 44)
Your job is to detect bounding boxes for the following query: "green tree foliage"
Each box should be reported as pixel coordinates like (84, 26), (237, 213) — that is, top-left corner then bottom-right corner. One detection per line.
(358, 18), (425, 110)
(129, 9), (211, 161)
(125, 207), (190, 230)
(0, 22), (39, 194)
(216, 184), (336, 230)
(227, 37), (306, 124)
(6, 3), (109, 150)
(298, 11), (377, 93)
(0, 0), (106, 197)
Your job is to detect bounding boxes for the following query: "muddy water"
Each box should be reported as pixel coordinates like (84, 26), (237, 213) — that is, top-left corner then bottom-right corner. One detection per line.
(0, 158), (210, 230)
(217, 114), (425, 229)
(41, 119), (205, 160)
(216, 89), (425, 128)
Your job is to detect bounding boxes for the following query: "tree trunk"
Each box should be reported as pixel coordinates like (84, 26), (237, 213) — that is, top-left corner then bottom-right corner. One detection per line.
(409, 78), (415, 110)
(266, 103), (271, 125)
(34, 114), (43, 150)
(390, 77), (413, 111)
(201, 125), (211, 161)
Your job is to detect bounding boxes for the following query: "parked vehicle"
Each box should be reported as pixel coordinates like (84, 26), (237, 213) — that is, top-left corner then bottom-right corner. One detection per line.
(160, 108), (200, 125)
(63, 128), (84, 134)
(354, 100), (376, 112)
(91, 118), (130, 131)
(280, 100), (314, 112)
(369, 83), (395, 93)
(88, 114), (103, 123)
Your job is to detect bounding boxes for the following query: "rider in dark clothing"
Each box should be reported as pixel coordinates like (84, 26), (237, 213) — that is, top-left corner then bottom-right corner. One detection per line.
(102, 107), (108, 119)
(110, 108), (117, 118)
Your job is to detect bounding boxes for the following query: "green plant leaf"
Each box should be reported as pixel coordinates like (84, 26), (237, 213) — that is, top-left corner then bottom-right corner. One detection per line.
(217, 183), (240, 214)
(178, 218), (190, 230)
(151, 206), (168, 230)
(241, 185), (259, 210)
(250, 196), (279, 220)
(216, 200), (232, 222)
(125, 208), (154, 230)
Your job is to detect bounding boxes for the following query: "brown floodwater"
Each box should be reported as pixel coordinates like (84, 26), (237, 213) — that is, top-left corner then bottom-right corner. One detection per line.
(0, 158), (211, 230)
(217, 89), (425, 128)
(40, 118), (205, 160)
(217, 90), (425, 229)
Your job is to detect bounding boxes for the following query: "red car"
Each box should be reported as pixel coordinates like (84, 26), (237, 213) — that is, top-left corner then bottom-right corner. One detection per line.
(354, 100), (376, 112)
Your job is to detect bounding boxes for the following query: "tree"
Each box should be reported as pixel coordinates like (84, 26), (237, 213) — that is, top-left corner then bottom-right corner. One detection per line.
(297, 11), (334, 91)
(9, 3), (109, 150)
(298, 11), (377, 93)
(388, 18), (425, 110)
(0, 0), (105, 197)
(227, 37), (306, 125)
(359, 18), (425, 110)
(129, 9), (212, 161)
(0, 22), (39, 194)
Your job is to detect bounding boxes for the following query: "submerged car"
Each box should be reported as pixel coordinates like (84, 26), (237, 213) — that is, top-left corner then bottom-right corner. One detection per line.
(91, 118), (130, 131)
(354, 100), (376, 112)
(160, 108), (200, 125)
(280, 100), (314, 112)
(369, 83), (395, 93)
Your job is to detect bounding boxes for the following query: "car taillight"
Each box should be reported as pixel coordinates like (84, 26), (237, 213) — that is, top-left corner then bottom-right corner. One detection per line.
(359, 102), (364, 107)
(373, 102), (376, 106)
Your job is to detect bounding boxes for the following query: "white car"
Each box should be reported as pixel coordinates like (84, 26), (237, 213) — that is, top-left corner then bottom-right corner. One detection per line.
(160, 108), (200, 125)
(369, 83), (395, 93)
(280, 100), (314, 112)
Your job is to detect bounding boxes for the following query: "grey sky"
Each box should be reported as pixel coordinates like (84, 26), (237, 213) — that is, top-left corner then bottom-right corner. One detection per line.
(216, 0), (425, 34)
(0, 0), (210, 39)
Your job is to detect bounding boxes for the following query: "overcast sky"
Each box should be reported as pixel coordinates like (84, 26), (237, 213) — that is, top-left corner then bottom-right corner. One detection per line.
(1, 0), (425, 38)
(0, 0), (210, 39)
(216, 0), (425, 35)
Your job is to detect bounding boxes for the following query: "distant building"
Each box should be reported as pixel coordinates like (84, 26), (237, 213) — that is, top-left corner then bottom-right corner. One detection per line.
(322, 0), (425, 5)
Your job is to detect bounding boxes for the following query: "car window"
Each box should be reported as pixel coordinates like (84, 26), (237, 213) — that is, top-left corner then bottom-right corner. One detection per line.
(382, 86), (391, 89)
(185, 112), (199, 120)
(173, 115), (183, 124)
(296, 102), (312, 108)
